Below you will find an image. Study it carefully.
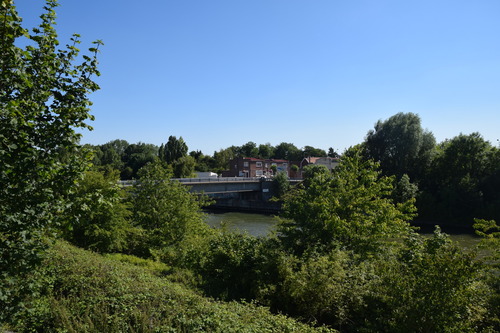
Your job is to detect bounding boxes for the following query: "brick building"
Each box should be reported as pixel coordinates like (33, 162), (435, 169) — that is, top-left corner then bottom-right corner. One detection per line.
(222, 157), (290, 178)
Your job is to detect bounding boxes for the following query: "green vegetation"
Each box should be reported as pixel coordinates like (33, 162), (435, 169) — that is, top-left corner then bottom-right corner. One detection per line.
(8, 241), (333, 332)
(2, 1), (500, 332)
(362, 112), (500, 226)
(0, 0), (101, 321)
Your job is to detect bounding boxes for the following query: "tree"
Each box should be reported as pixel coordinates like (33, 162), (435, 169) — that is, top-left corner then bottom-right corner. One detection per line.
(161, 135), (188, 164)
(274, 142), (302, 161)
(122, 142), (158, 178)
(238, 141), (259, 158)
(62, 170), (132, 253)
(98, 139), (129, 171)
(278, 147), (416, 255)
(393, 173), (419, 203)
(131, 161), (209, 257)
(258, 143), (275, 159)
(213, 146), (237, 172)
(172, 155), (196, 178)
(364, 112), (436, 181)
(328, 147), (340, 158)
(273, 171), (290, 199)
(303, 146), (326, 158)
(422, 133), (496, 223)
(0, 0), (101, 320)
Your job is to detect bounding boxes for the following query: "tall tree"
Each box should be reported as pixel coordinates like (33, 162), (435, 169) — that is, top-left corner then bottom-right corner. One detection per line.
(0, 0), (101, 320)
(258, 143), (275, 159)
(172, 155), (196, 178)
(213, 146), (237, 172)
(122, 142), (158, 178)
(238, 141), (259, 158)
(364, 112), (436, 181)
(423, 133), (497, 223)
(161, 135), (188, 164)
(328, 147), (340, 158)
(132, 161), (209, 256)
(274, 142), (302, 161)
(278, 146), (416, 255)
(303, 145), (327, 157)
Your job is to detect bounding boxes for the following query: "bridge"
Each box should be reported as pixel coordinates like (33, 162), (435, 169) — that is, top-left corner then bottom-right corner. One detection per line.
(176, 177), (302, 213)
(119, 177), (302, 213)
(174, 177), (301, 195)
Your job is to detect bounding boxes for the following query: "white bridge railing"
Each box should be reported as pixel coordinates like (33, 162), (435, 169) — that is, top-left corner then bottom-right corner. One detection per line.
(118, 177), (302, 187)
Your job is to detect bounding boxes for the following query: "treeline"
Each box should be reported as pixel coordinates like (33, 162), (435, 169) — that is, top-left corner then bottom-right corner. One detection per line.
(88, 137), (337, 179)
(361, 112), (500, 226)
(90, 112), (500, 227)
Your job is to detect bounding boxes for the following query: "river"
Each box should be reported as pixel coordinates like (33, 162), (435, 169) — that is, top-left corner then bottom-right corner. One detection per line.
(205, 211), (481, 248)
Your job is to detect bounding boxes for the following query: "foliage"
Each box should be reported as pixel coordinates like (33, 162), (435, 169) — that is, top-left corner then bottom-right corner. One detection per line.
(392, 173), (419, 203)
(238, 141), (259, 158)
(122, 142), (158, 178)
(274, 142), (303, 161)
(266, 228), (491, 332)
(190, 149), (217, 172)
(213, 146), (237, 173)
(172, 154), (196, 178)
(366, 228), (486, 332)
(301, 164), (330, 186)
(275, 249), (369, 329)
(364, 112), (436, 181)
(9, 241), (335, 332)
(272, 171), (290, 199)
(421, 133), (499, 224)
(61, 169), (133, 253)
(159, 135), (188, 164)
(303, 145), (327, 157)
(258, 142), (275, 159)
(94, 139), (129, 171)
(0, 0), (100, 321)
(278, 147), (416, 256)
(473, 220), (500, 331)
(197, 232), (269, 301)
(328, 147), (340, 158)
(474, 218), (500, 267)
(131, 161), (211, 258)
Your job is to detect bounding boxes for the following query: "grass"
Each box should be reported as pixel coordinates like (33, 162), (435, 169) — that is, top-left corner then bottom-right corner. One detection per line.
(12, 241), (335, 332)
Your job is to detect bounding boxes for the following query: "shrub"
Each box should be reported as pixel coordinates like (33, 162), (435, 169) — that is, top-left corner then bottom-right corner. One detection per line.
(10, 241), (335, 332)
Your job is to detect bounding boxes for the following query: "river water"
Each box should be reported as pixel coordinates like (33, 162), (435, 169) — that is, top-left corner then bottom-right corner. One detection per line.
(205, 211), (481, 248)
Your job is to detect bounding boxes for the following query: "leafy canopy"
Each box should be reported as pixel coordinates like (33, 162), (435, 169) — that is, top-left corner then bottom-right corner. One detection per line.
(278, 146), (417, 255)
(0, 0), (101, 321)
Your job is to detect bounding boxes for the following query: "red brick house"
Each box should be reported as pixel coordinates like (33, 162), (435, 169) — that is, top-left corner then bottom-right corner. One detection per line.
(222, 157), (290, 178)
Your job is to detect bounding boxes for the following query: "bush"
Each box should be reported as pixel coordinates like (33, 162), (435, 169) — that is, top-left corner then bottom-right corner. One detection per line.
(9, 241), (335, 332)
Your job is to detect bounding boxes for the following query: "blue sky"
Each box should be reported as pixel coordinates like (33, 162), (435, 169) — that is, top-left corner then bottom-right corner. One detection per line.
(16, 0), (500, 155)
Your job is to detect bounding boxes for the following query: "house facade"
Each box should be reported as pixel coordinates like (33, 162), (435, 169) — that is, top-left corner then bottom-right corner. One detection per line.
(223, 157), (290, 178)
(300, 157), (340, 172)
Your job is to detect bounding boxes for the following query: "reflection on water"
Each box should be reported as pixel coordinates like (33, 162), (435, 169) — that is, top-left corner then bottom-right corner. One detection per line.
(205, 212), (481, 248)
(205, 212), (279, 237)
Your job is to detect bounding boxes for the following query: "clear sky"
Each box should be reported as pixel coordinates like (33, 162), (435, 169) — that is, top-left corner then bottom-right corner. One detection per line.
(16, 0), (500, 155)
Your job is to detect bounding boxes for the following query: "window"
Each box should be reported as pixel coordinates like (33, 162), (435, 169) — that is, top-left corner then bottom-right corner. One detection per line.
(256, 170), (263, 176)
(243, 162), (249, 167)
(256, 162), (262, 167)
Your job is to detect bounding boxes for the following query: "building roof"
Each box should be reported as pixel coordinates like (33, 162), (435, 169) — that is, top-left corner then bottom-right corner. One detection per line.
(239, 157), (289, 163)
